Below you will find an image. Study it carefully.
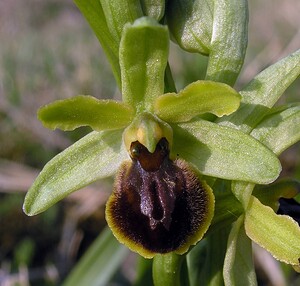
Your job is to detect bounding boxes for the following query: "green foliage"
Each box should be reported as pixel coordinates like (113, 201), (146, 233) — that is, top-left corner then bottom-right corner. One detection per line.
(63, 227), (128, 286)
(167, 0), (248, 85)
(223, 216), (256, 285)
(22, 0), (300, 285)
(245, 196), (300, 265)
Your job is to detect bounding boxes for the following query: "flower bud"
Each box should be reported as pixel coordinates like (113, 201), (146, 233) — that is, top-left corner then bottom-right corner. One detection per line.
(141, 0), (165, 21)
(166, 0), (213, 54)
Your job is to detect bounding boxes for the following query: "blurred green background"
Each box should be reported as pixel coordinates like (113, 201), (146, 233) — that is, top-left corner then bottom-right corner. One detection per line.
(0, 0), (299, 285)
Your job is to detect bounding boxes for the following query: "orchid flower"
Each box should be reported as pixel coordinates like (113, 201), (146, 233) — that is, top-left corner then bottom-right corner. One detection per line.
(23, 1), (300, 285)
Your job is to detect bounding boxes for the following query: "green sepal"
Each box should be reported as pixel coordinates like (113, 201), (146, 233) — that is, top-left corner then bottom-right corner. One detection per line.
(23, 130), (127, 216)
(218, 49), (300, 133)
(172, 120), (281, 184)
(120, 17), (169, 112)
(251, 104), (300, 155)
(166, 0), (213, 55)
(100, 0), (143, 42)
(245, 196), (300, 266)
(38, 96), (135, 131)
(154, 80), (241, 123)
(253, 179), (300, 211)
(223, 216), (257, 286)
(74, 0), (121, 87)
(140, 0), (165, 21)
(205, 0), (248, 85)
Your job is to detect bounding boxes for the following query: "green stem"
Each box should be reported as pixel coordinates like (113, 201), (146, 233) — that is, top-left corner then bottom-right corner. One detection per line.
(152, 253), (186, 286)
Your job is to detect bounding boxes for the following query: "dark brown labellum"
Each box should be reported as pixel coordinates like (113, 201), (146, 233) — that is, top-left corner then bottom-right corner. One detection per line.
(106, 138), (214, 258)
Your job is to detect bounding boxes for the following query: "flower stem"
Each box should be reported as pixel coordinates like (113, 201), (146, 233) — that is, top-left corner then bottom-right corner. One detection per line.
(152, 253), (188, 286)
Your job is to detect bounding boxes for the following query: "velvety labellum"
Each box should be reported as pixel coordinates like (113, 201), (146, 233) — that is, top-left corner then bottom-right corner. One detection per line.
(106, 138), (214, 258)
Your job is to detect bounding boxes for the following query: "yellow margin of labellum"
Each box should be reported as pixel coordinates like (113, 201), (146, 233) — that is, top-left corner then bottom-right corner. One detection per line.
(106, 154), (215, 258)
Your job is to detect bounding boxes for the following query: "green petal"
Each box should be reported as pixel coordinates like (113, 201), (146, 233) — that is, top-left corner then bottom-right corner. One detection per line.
(38, 96), (134, 131)
(120, 17), (169, 112)
(166, 0), (213, 55)
(251, 104), (300, 155)
(172, 120), (281, 184)
(245, 196), (300, 266)
(223, 216), (257, 286)
(74, 0), (121, 87)
(219, 49), (300, 133)
(154, 80), (241, 122)
(23, 130), (127, 216)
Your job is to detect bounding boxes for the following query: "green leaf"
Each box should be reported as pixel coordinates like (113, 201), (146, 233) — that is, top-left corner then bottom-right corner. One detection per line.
(172, 120), (281, 184)
(251, 104), (300, 155)
(223, 216), (257, 286)
(219, 49), (300, 133)
(205, 0), (248, 85)
(253, 179), (300, 211)
(38, 96), (135, 131)
(245, 196), (300, 266)
(73, 0), (121, 87)
(120, 17), (169, 112)
(166, 0), (213, 55)
(189, 228), (229, 286)
(208, 192), (243, 235)
(140, 0), (165, 21)
(154, 80), (241, 122)
(186, 240), (206, 286)
(100, 0), (143, 42)
(133, 256), (153, 286)
(229, 103), (300, 208)
(63, 227), (128, 286)
(23, 130), (127, 216)
(186, 239), (207, 286)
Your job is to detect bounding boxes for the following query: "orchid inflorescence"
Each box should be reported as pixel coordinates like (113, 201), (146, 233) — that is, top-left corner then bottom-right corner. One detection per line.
(23, 1), (300, 285)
